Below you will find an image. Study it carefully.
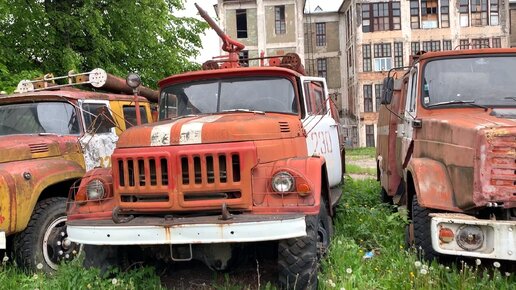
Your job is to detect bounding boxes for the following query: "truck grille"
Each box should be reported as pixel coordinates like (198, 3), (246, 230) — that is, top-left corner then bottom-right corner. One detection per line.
(482, 133), (516, 202)
(112, 142), (257, 211)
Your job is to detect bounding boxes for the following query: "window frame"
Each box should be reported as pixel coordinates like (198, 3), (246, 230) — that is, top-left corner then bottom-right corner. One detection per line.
(315, 22), (326, 46)
(275, 5), (286, 35)
(236, 9), (248, 38)
(363, 84), (373, 112)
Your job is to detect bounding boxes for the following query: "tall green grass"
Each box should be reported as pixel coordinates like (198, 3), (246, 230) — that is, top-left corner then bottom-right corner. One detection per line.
(345, 147), (376, 159)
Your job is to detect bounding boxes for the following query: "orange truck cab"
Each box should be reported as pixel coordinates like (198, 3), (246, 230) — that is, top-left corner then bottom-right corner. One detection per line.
(0, 68), (154, 273)
(66, 6), (344, 289)
(377, 48), (515, 262)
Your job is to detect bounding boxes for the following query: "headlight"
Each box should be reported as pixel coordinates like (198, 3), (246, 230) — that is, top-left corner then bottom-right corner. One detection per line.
(271, 171), (294, 193)
(86, 179), (105, 200)
(456, 225), (484, 251)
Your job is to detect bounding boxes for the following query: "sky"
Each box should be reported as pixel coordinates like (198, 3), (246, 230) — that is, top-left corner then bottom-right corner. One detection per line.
(176, 0), (219, 63)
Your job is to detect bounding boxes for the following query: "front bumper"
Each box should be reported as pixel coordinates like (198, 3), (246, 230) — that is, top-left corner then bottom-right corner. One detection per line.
(67, 214), (307, 245)
(0, 231), (5, 249)
(431, 213), (516, 261)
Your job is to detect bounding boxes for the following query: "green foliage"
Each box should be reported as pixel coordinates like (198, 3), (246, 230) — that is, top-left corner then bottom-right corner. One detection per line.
(0, 0), (208, 92)
(345, 164), (376, 175)
(346, 147), (376, 159)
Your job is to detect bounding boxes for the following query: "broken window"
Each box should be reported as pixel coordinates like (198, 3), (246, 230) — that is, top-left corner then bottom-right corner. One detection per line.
(123, 106), (148, 129)
(363, 44), (372, 72)
(361, 1), (401, 32)
(394, 42), (403, 67)
(366, 125), (375, 147)
(421, 0), (438, 28)
(460, 0), (470, 27)
(82, 103), (115, 134)
(236, 9), (247, 38)
(471, 0), (488, 26)
(275, 6), (286, 34)
(315, 22), (326, 46)
(317, 58), (327, 79)
(363, 84), (373, 112)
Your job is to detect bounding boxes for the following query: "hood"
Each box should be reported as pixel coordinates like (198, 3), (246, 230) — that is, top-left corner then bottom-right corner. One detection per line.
(418, 110), (516, 148)
(117, 113), (303, 148)
(0, 135), (64, 163)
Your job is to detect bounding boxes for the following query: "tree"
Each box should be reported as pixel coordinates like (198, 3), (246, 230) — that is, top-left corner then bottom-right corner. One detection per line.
(0, 0), (208, 92)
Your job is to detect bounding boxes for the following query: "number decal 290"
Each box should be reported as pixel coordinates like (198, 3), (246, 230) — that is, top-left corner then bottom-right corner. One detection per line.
(310, 131), (333, 154)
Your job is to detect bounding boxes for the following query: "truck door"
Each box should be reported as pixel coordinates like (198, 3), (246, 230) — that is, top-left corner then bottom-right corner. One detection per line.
(397, 66), (419, 166)
(79, 100), (118, 171)
(300, 76), (342, 187)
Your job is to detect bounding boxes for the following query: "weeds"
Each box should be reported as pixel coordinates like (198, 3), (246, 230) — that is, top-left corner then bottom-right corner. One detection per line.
(345, 147), (376, 159)
(345, 164), (376, 175)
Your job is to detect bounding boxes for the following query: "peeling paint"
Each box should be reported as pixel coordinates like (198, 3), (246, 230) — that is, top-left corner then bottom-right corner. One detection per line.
(79, 133), (118, 171)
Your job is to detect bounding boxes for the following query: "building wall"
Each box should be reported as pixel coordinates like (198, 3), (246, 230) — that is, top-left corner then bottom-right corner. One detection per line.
(265, 4), (297, 43)
(225, 7), (258, 46)
(511, 3), (516, 47)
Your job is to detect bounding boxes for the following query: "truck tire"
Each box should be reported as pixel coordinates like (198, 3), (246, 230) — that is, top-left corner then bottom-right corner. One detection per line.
(278, 200), (332, 290)
(412, 195), (438, 261)
(13, 197), (80, 273)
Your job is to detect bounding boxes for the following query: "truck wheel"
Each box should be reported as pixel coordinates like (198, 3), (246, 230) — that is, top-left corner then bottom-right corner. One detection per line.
(412, 195), (438, 261)
(13, 197), (80, 273)
(278, 200), (332, 290)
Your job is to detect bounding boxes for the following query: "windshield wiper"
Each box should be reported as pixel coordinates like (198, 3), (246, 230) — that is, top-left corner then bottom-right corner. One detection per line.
(504, 97), (516, 102)
(427, 100), (488, 111)
(221, 109), (265, 115)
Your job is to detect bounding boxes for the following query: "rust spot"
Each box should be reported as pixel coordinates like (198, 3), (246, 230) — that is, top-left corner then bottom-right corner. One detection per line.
(0, 215), (4, 224)
(164, 226), (171, 242)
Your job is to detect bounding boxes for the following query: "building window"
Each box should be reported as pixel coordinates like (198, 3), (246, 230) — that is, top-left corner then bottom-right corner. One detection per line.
(236, 9), (248, 38)
(366, 125), (375, 147)
(443, 40), (452, 51)
(471, 0), (488, 27)
(490, 0), (499, 25)
(363, 44), (372, 72)
(441, 0), (450, 28)
(317, 58), (327, 79)
(394, 42), (403, 67)
(373, 43), (392, 71)
(460, 0), (469, 27)
(363, 85), (373, 112)
(361, 1), (401, 32)
(460, 39), (470, 49)
(410, 0), (420, 29)
(411, 42), (421, 55)
(275, 6), (286, 34)
(375, 84), (383, 111)
(472, 38), (489, 48)
(422, 41), (440, 51)
(316, 23), (326, 46)
(239, 50), (249, 67)
(421, 0), (439, 28)
(492, 37), (501, 48)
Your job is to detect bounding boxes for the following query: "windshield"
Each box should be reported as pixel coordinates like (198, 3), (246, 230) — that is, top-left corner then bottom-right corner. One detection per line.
(422, 56), (516, 107)
(159, 76), (297, 119)
(0, 102), (80, 136)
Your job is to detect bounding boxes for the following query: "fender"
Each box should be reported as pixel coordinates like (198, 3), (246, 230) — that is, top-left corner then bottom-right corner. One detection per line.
(7, 158), (85, 233)
(252, 156), (327, 215)
(406, 158), (461, 212)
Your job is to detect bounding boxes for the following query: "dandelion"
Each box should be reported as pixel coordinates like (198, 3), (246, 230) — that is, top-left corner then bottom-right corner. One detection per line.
(414, 261), (422, 268)
(2, 255), (8, 263)
(493, 261), (501, 268)
(445, 266), (450, 270)
(410, 272), (415, 279)
(112, 278), (118, 285)
(505, 272), (511, 277)
(475, 259), (481, 266)
(420, 268), (428, 275)
(87, 284), (92, 289)
(32, 274), (38, 280)
(399, 245), (403, 249)
(36, 263), (43, 270)
(346, 268), (353, 274)
(337, 240), (343, 245)
(422, 264), (428, 270)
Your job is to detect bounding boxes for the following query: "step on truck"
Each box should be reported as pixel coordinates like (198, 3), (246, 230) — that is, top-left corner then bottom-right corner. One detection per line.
(66, 4), (345, 289)
(0, 69), (155, 272)
(377, 48), (516, 262)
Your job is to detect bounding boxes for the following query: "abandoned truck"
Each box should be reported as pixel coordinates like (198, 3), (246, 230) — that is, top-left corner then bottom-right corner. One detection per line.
(0, 69), (155, 273)
(66, 4), (344, 290)
(377, 48), (516, 262)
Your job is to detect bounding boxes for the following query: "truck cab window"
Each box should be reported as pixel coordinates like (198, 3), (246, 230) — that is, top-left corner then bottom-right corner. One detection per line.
(304, 81), (326, 115)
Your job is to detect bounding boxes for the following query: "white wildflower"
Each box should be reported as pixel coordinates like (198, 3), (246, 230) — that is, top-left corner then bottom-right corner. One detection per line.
(340, 288), (346, 290)
(346, 268), (353, 274)
(493, 261), (501, 268)
(36, 263), (43, 270)
(32, 274), (38, 280)
(414, 261), (422, 268)
(420, 268), (428, 275)
(422, 264), (429, 270)
(475, 259), (481, 266)
(112, 278), (118, 285)
(337, 240), (343, 245)
(2, 256), (8, 263)
(505, 272), (511, 277)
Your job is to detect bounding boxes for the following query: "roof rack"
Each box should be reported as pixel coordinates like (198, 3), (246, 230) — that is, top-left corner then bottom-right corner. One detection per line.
(15, 68), (108, 93)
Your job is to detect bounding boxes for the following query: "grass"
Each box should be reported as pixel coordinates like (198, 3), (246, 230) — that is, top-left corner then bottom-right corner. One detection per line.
(1, 178), (514, 289)
(345, 164), (376, 175)
(345, 147), (376, 159)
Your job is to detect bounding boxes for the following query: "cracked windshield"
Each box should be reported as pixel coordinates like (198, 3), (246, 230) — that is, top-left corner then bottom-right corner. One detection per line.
(422, 56), (516, 107)
(0, 102), (79, 136)
(159, 76), (297, 119)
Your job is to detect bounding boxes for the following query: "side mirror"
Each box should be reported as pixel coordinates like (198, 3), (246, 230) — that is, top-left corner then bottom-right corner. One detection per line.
(381, 77), (394, 105)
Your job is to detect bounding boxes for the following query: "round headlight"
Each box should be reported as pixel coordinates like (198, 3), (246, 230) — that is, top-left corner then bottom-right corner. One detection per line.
(126, 72), (141, 89)
(271, 171), (294, 193)
(86, 179), (105, 200)
(456, 225), (484, 251)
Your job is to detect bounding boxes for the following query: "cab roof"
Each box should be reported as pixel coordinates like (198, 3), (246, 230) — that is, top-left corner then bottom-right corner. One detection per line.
(418, 48), (516, 62)
(158, 66), (304, 88)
